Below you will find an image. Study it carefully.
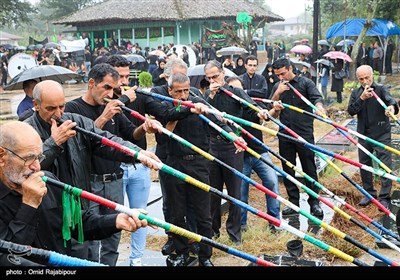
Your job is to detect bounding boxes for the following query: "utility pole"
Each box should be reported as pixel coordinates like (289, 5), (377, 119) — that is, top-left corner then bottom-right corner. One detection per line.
(312, 0), (320, 63)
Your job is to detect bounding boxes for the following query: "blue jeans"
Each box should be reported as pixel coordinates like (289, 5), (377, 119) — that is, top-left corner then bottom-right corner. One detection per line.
(122, 163), (151, 261)
(240, 153), (280, 225)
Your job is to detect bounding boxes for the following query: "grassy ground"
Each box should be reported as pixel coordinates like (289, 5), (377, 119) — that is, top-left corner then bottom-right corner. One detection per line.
(138, 74), (400, 266)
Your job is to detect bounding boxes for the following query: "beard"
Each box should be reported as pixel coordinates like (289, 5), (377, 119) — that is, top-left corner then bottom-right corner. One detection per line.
(3, 165), (33, 187)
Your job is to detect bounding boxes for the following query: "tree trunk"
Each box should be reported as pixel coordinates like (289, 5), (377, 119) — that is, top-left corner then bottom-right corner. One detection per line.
(350, 0), (381, 80)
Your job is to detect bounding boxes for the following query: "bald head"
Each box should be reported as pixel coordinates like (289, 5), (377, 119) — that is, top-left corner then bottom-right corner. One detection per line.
(356, 65), (373, 78)
(356, 65), (374, 87)
(0, 121), (41, 149)
(32, 80), (66, 123)
(33, 80), (64, 104)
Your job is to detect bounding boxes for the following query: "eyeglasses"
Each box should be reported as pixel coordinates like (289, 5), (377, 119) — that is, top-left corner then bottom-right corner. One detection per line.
(2, 147), (46, 166)
(205, 72), (221, 81)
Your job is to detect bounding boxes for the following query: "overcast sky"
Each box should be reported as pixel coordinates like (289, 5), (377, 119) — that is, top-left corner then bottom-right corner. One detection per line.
(267, 0), (311, 19)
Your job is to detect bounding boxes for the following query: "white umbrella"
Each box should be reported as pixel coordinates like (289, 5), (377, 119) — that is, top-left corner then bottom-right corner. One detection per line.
(216, 46), (248, 57)
(149, 49), (166, 57)
(336, 39), (355, 47)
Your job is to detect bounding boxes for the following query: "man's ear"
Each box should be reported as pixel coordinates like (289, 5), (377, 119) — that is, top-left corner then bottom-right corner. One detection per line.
(33, 100), (40, 111)
(88, 78), (95, 88)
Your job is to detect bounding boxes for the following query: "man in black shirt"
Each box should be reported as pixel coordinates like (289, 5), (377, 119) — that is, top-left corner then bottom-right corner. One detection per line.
(150, 58), (203, 256)
(161, 73), (225, 266)
(65, 63), (160, 266)
(239, 55), (269, 100)
(348, 65), (398, 208)
(270, 58), (326, 218)
(205, 60), (269, 245)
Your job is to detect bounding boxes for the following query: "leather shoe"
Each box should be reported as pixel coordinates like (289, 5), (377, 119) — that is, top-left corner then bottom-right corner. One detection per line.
(267, 224), (282, 234)
(230, 238), (241, 246)
(189, 242), (200, 255)
(310, 203), (323, 217)
(358, 197), (372, 206)
(199, 259), (214, 267)
(161, 238), (175, 256)
(170, 253), (190, 266)
(282, 206), (297, 216)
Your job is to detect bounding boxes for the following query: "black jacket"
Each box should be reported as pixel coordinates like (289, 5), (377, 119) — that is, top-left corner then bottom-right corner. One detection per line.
(25, 112), (140, 196)
(0, 171), (119, 262)
(348, 82), (399, 139)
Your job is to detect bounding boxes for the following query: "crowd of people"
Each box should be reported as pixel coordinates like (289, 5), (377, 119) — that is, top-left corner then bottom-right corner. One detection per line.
(0, 34), (399, 268)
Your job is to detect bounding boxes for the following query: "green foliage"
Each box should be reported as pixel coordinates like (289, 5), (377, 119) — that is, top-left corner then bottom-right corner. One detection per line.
(344, 81), (360, 91)
(373, 70), (380, 82)
(0, 0), (35, 27)
(138, 72), (153, 88)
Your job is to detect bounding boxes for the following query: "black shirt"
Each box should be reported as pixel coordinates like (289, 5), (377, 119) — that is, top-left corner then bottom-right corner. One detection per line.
(206, 83), (260, 138)
(65, 97), (137, 174)
(0, 171), (119, 260)
(270, 75), (323, 139)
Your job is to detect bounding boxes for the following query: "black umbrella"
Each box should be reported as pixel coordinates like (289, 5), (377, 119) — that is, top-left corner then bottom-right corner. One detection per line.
(216, 46), (248, 57)
(125, 54), (146, 64)
(317, 40), (331, 46)
(187, 64), (237, 88)
(315, 59), (334, 68)
(1, 44), (13, 50)
(44, 42), (59, 49)
(4, 65), (80, 90)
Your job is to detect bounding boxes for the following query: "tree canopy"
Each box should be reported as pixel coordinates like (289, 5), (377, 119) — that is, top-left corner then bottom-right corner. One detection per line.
(0, 0), (35, 27)
(41, 0), (102, 21)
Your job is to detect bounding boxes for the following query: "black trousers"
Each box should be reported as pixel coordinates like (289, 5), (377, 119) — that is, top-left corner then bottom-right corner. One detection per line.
(359, 136), (392, 200)
(278, 137), (320, 206)
(165, 155), (212, 260)
(209, 138), (243, 243)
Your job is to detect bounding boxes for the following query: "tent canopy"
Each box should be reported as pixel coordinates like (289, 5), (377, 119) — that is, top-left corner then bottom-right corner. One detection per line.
(326, 18), (400, 39)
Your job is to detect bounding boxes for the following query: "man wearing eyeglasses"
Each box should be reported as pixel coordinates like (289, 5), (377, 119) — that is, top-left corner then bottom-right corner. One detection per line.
(0, 121), (149, 266)
(204, 60), (269, 245)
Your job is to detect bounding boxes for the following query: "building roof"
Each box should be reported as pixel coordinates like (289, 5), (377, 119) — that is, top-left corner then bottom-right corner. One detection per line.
(54, 0), (284, 26)
(0, 31), (23, 41)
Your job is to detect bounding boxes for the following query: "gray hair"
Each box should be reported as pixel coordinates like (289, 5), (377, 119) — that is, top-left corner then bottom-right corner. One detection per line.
(164, 58), (188, 77)
(356, 64), (373, 77)
(32, 80), (64, 105)
(167, 72), (190, 88)
(204, 60), (223, 72)
(0, 121), (36, 148)
(0, 125), (16, 148)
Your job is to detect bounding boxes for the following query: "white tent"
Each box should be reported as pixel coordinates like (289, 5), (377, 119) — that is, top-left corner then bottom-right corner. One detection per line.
(59, 38), (88, 53)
